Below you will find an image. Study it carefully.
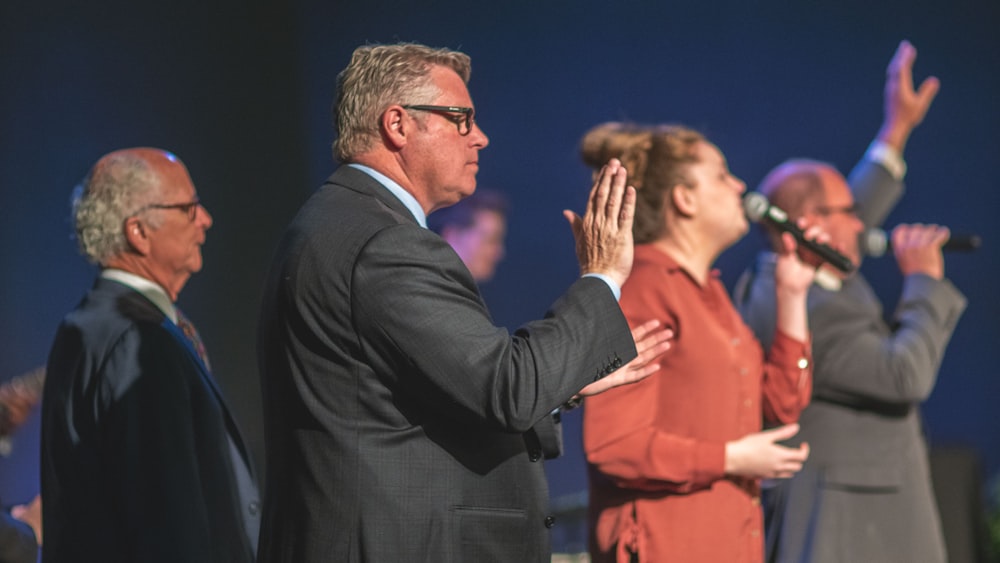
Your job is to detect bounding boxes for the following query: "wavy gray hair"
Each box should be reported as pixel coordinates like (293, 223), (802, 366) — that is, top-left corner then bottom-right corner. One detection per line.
(333, 43), (471, 162)
(72, 151), (163, 264)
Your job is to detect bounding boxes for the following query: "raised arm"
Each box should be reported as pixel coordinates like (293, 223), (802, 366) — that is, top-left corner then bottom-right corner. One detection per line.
(876, 40), (939, 154)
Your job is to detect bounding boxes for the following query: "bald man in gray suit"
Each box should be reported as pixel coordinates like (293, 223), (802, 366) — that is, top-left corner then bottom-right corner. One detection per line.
(734, 41), (966, 563)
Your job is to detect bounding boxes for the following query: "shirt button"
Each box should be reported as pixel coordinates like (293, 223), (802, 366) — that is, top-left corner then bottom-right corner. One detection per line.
(797, 357), (809, 369)
(529, 450), (542, 462)
(744, 399), (752, 408)
(544, 515), (556, 528)
(751, 497), (761, 506)
(248, 501), (260, 515)
(751, 529), (760, 538)
(739, 367), (748, 376)
(731, 337), (741, 346)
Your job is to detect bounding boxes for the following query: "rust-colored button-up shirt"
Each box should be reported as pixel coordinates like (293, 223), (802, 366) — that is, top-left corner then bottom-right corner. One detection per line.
(584, 244), (811, 563)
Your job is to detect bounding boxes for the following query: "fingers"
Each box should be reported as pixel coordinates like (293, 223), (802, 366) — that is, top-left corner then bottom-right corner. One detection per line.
(888, 40), (915, 91)
(619, 185), (637, 234)
(562, 209), (582, 236)
(588, 159), (622, 219)
(763, 423), (800, 442)
(799, 223), (830, 246)
(915, 75), (941, 110)
(891, 223), (950, 249)
(630, 319), (662, 342)
(894, 39), (939, 114)
(631, 320), (674, 353)
(769, 441), (810, 479)
(603, 165), (630, 231)
(620, 322), (673, 383)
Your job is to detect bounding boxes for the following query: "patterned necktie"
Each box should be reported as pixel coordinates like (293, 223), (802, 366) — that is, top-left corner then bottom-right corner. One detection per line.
(175, 308), (212, 373)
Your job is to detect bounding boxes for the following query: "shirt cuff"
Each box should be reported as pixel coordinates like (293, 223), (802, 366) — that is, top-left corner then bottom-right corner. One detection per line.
(771, 328), (812, 371)
(583, 273), (621, 301)
(865, 140), (907, 181)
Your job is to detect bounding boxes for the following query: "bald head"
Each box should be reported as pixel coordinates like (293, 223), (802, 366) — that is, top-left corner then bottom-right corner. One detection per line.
(757, 159), (837, 219)
(757, 158), (864, 268)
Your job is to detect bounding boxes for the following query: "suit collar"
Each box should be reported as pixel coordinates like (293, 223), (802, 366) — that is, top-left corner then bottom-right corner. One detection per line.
(325, 165), (421, 227)
(345, 163), (427, 227)
(100, 268), (177, 322)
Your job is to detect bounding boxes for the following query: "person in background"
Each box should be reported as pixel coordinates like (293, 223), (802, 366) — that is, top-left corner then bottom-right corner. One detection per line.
(0, 496), (40, 563)
(41, 148), (260, 562)
(734, 40), (965, 563)
(582, 122), (821, 563)
(428, 188), (508, 283)
(0, 367), (45, 562)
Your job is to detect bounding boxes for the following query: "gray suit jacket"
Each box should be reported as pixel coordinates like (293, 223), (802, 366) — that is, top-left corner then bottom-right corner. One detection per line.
(256, 166), (636, 563)
(734, 158), (967, 563)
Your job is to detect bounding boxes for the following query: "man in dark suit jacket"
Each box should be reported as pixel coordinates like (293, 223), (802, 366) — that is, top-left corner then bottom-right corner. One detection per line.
(41, 148), (260, 562)
(256, 43), (670, 563)
(734, 41), (966, 563)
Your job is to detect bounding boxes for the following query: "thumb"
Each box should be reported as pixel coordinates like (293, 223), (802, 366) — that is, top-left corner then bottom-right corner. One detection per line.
(563, 209), (582, 238)
(916, 76), (941, 109)
(764, 423), (800, 442)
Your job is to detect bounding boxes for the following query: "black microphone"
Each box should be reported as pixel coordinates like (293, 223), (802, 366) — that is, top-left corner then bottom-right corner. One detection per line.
(861, 227), (982, 257)
(743, 192), (854, 274)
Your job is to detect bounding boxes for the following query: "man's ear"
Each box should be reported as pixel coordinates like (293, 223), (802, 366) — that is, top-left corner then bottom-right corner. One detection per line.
(123, 217), (151, 255)
(381, 106), (409, 150)
(671, 184), (696, 218)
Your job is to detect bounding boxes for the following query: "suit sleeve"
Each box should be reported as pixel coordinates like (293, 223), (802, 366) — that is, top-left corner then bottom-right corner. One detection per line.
(847, 157), (904, 230)
(99, 325), (246, 562)
(812, 155), (968, 404)
(810, 274), (966, 404)
(350, 223), (636, 433)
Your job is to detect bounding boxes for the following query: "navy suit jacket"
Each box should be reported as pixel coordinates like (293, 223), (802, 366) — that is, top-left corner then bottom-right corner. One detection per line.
(256, 166), (636, 563)
(41, 278), (259, 563)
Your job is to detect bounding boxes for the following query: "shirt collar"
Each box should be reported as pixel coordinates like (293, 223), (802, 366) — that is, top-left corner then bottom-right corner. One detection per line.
(347, 163), (428, 228)
(100, 268), (178, 323)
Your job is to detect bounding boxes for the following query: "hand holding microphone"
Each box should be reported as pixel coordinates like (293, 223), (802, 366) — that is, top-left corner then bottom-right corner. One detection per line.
(743, 192), (854, 274)
(862, 226), (981, 257)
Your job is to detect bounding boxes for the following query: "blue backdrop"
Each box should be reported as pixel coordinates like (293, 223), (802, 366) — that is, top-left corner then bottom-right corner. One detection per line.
(1, 0), (996, 547)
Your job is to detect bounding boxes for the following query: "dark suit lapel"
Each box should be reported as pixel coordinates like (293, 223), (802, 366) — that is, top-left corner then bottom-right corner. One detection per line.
(160, 318), (255, 473)
(96, 277), (254, 474)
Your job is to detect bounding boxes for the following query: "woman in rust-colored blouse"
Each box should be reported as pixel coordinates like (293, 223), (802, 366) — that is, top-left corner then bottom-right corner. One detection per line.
(581, 123), (819, 563)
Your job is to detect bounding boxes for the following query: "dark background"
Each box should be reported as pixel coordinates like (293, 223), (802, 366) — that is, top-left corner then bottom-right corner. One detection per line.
(2, 0), (997, 550)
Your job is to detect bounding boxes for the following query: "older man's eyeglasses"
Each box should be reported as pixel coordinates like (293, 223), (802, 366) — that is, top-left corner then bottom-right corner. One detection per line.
(815, 202), (860, 217)
(135, 198), (201, 221)
(401, 105), (476, 136)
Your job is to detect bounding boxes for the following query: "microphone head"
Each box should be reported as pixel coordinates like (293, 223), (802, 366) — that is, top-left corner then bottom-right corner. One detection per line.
(743, 192), (770, 223)
(861, 227), (889, 257)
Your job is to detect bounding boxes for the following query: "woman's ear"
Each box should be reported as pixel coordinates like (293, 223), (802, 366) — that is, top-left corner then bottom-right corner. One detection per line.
(671, 184), (697, 218)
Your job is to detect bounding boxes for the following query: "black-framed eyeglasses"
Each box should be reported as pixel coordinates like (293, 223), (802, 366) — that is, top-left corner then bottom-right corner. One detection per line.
(401, 104), (476, 135)
(815, 202), (860, 217)
(134, 198), (201, 221)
